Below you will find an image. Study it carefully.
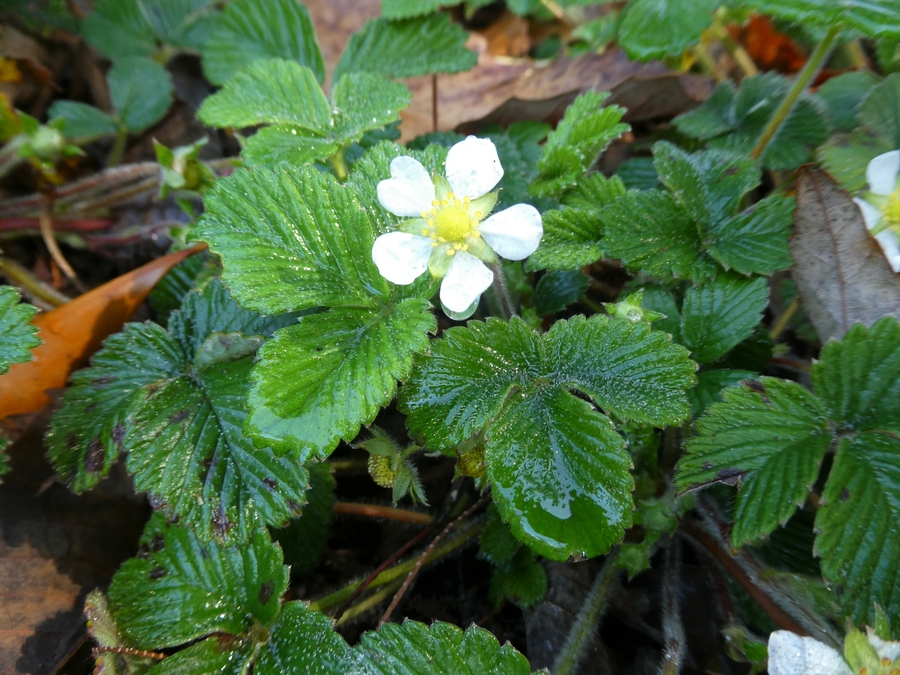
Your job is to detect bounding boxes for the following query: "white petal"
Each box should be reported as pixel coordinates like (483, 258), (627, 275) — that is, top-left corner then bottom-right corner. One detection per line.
(767, 631), (851, 675)
(867, 628), (900, 662)
(854, 197), (883, 231)
(440, 252), (494, 313)
(874, 228), (900, 273)
(377, 156), (435, 217)
(372, 232), (433, 285)
(479, 203), (543, 260)
(866, 150), (900, 196)
(445, 135), (503, 199)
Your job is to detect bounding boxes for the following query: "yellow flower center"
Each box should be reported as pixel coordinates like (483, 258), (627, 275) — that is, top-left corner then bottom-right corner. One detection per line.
(419, 192), (483, 256)
(433, 204), (472, 241)
(883, 188), (900, 225)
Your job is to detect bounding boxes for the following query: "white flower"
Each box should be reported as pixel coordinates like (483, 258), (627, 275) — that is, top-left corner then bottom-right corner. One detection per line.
(767, 629), (900, 675)
(853, 150), (900, 273)
(372, 136), (543, 317)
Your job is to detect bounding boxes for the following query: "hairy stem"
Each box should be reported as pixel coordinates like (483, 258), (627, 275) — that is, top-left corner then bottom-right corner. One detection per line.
(333, 502), (433, 525)
(107, 128), (128, 168)
(657, 540), (685, 675)
(39, 197), (83, 291)
(552, 548), (621, 675)
(488, 262), (514, 319)
(770, 297), (800, 340)
(749, 23), (842, 161)
(0, 257), (70, 307)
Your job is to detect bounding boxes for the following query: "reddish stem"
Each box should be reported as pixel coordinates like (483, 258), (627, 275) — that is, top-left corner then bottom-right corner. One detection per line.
(333, 502), (433, 525)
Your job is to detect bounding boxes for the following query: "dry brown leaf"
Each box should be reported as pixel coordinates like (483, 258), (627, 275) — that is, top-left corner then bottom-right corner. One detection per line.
(0, 243), (206, 420)
(791, 168), (900, 342)
(0, 420), (146, 674)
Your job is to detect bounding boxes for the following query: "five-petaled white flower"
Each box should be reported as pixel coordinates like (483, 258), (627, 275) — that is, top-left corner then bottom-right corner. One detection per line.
(767, 629), (900, 675)
(853, 150), (900, 273)
(372, 136), (543, 317)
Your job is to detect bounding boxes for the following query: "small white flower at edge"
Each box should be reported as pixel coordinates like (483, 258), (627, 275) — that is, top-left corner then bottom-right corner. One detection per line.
(372, 136), (543, 318)
(768, 629), (900, 675)
(853, 150), (900, 273)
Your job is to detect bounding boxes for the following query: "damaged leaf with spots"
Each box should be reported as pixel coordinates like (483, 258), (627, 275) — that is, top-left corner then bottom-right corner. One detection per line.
(46, 279), (308, 544)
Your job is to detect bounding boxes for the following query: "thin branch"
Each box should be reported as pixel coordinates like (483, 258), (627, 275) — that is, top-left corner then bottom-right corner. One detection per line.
(0, 257), (70, 307)
(39, 196), (84, 292)
(333, 502), (433, 525)
(378, 495), (490, 627)
(657, 539), (685, 675)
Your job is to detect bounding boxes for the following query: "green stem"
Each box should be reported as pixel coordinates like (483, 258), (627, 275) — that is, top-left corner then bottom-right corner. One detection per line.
(552, 549), (621, 675)
(107, 128), (128, 168)
(0, 256), (70, 308)
(749, 23), (842, 161)
(308, 519), (484, 613)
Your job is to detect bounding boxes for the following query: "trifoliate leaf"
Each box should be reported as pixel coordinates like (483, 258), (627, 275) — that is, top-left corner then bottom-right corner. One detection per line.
(255, 601), (351, 673)
(688, 368), (756, 416)
(82, 0), (157, 60)
(617, 0), (717, 61)
(527, 174), (626, 271)
(489, 547), (548, 608)
(0, 286), (40, 374)
(202, 0), (324, 86)
(332, 72), (412, 142)
(817, 433), (900, 625)
(47, 101), (118, 142)
(706, 194), (794, 276)
(46, 281), (307, 543)
(334, 13), (477, 82)
(271, 461), (335, 575)
(530, 91), (629, 197)
(108, 514), (288, 647)
(140, 0), (218, 51)
(741, 0), (900, 39)
(194, 165), (436, 459)
(816, 71), (882, 133)
(673, 73), (829, 170)
(401, 316), (695, 559)
(381, 0), (444, 19)
(108, 56), (173, 133)
(812, 317), (900, 432)
(347, 620), (532, 675)
(533, 270), (590, 315)
(678, 378), (831, 547)
(681, 274), (768, 364)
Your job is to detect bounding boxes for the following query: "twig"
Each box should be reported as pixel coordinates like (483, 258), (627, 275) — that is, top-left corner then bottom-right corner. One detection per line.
(378, 495), (490, 627)
(333, 502), (433, 525)
(749, 23), (842, 161)
(39, 197), (84, 292)
(552, 548), (621, 675)
(333, 524), (436, 622)
(658, 540), (685, 675)
(693, 41), (727, 83)
(770, 297), (800, 340)
(335, 579), (405, 627)
(0, 257), (70, 307)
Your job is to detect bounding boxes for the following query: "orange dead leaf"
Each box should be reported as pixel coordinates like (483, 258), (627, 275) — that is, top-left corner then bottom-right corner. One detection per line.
(730, 15), (806, 74)
(0, 243), (206, 420)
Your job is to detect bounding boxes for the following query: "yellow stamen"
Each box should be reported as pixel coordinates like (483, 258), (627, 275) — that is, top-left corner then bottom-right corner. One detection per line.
(440, 199), (448, 206)
(421, 228), (429, 236)
(447, 192), (455, 200)
(420, 211), (429, 218)
(431, 200), (439, 206)
(883, 188), (900, 224)
(447, 248), (455, 255)
(475, 211), (483, 219)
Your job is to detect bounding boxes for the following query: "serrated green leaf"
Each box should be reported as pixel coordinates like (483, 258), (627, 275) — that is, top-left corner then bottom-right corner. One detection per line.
(817, 128), (893, 193)
(334, 14), (477, 82)
(401, 316), (695, 559)
(673, 73), (829, 170)
(485, 128), (547, 211)
(706, 194), (794, 276)
(816, 70), (881, 133)
(681, 274), (768, 364)
(678, 378), (830, 547)
(480, 502), (521, 565)
(149, 251), (217, 325)
(82, 0), (157, 60)
(381, 0), (445, 19)
(139, 0), (217, 51)
(617, 0), (717, 61)
(109, 514), (288, 647)
(255, 601), (351, 673)
(47, 281), (307, 542)
(812, 317), (900, 431)
(202, 0), (324, 86)
(742, 0), (900, 39)
(0, 285), (40, 374)
(638, 284), (681, 342)
(688, 368), (756, 416)
(194, 163), (436, 459)
(489, 547), (547, 608)
(332, 72), (412, 141)
(198, 59), (331, 130)
(859, 72), (900, 148)
(271, 461), (334, 575)
(147, 637), (253, 674)
(600, 190), (706, 279)
(614, 156), (660, 190)
(347, 620), (531, 675)
(108, 57), (173, 133)
(533, 270), (590, 315)
(531, 92), (629, 197)
(246, 301), (435, 459)
(527, 174), (626, 272)
(47, 101), (119, 142)
(817, 433), (900, 624)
